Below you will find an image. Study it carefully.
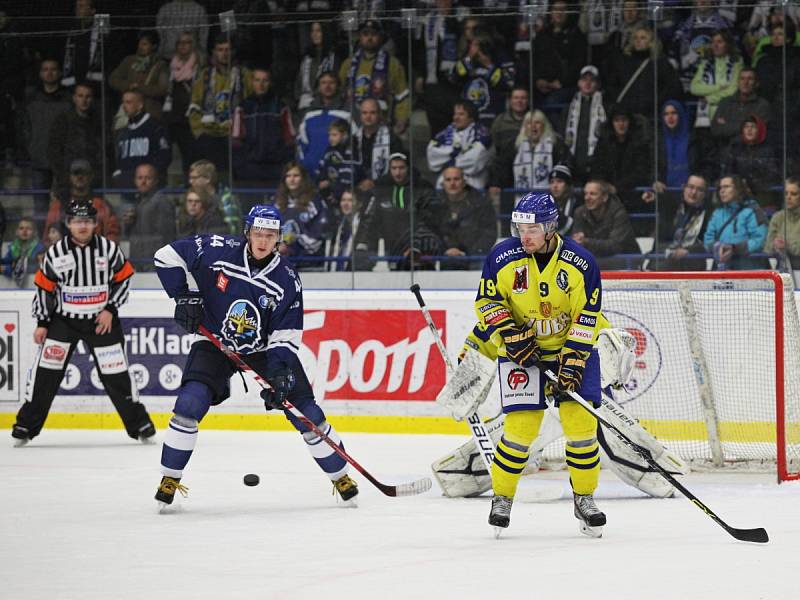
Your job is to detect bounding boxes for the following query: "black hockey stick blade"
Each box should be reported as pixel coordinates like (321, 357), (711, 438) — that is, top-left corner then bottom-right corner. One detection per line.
(544, 370), (769, 544)
(198, 325), (433, 498)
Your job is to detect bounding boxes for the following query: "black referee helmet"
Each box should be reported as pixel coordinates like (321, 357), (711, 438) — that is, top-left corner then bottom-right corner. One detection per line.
(65, 201), (98, 219)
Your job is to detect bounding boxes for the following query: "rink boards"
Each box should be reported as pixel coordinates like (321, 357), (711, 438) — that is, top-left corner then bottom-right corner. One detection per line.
(1, 288), (799, 442)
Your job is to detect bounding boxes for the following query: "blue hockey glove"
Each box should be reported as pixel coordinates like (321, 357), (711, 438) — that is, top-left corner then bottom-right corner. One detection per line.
(174, 292), (205, 333)
(261, 369), (296, 411)
(500, 323), (541, 368)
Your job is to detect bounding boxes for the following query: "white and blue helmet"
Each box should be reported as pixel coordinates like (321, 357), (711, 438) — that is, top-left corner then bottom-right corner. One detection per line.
(244, 204), (282, 237)
(511, 192), (559, 238)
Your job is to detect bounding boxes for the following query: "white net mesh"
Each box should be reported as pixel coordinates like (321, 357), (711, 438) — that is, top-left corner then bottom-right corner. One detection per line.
(542, 273), (800, 478)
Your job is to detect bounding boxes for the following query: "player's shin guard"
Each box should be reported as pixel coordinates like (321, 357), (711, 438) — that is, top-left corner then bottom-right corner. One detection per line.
(302, 421), (349, 481)
(160, 414), (199, 479)
(491, 410), (543, 499)
(560, 401), (600, 495)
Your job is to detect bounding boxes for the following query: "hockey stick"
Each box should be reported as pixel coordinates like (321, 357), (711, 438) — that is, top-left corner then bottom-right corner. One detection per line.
(543, 370), (769, 543)
(409, 284), (495, 471)
(197, 325), (432, 497)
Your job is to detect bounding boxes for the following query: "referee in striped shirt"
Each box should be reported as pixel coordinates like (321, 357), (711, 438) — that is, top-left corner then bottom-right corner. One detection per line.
(11, 201), (155, 446)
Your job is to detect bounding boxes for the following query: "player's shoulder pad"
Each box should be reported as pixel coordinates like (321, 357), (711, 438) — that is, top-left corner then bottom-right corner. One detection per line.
(487, 237), (527, 270)
(558, 237), (599, 273)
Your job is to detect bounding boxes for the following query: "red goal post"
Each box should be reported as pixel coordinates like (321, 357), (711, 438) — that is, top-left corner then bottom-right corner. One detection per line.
(599, 271), (800, 482)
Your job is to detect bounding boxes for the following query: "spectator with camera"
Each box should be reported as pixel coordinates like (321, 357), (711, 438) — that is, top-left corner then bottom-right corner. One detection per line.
(449, 24), (514, 129)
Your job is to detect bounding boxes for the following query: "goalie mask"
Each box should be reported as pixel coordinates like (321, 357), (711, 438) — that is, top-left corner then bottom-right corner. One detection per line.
(511, 192), (559, 238)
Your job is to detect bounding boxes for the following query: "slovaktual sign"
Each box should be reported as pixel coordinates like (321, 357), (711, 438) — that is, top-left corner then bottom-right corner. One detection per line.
(58, 309), (447, 402)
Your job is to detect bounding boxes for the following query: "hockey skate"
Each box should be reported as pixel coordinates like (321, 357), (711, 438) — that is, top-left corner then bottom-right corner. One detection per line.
(488, 495), (513, 538)
(138, 422), (157, 444)
(333, 474), (359, 506)
(11, 425), (30, 448)
(573, 493), (606, 538)
(155, 476), (188, 510)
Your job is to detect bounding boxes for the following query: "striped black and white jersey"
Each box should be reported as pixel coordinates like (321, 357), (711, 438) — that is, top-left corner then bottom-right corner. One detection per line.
(33, 235), (135, 323)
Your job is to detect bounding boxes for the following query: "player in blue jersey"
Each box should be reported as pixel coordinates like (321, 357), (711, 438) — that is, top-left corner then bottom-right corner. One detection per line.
(152, 205), (358, 508)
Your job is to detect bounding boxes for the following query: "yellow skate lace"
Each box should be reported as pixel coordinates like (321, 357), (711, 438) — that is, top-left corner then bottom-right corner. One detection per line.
(160, 477), (189, 498)
(332, 475), (356, 497)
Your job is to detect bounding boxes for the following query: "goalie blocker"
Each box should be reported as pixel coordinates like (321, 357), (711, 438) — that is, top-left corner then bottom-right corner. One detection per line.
(432, 328), (688, 498)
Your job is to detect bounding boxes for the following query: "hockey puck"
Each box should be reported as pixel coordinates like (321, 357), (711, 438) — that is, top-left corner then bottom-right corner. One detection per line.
(243, 473), (260, 486)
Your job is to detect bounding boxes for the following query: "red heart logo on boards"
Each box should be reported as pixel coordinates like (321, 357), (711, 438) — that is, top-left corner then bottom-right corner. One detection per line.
(4, 323), (15, 333)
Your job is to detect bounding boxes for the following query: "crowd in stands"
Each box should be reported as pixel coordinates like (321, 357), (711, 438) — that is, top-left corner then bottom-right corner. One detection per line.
(1, 0), (799, 279)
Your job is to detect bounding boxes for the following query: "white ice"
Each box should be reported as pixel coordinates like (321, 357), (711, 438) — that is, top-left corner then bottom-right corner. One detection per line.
(1, 430), (797, 600)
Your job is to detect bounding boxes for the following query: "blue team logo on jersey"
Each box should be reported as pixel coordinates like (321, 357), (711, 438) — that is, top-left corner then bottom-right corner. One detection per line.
(222, 299), (262, 352)
(556, 269), (569, 291)
(465, 78), (490, 112)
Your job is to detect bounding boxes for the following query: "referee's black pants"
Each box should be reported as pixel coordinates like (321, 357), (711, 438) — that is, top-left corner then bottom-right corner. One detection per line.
(14, 314), (154, 440)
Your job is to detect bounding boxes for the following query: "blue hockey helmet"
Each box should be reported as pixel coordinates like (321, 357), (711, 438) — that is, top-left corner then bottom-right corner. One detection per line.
(244, 204), (282, 236)
(511, 192), (559, 238)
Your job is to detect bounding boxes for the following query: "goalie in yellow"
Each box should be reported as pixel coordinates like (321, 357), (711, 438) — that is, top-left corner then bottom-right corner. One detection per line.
(476, 192), (606, 537)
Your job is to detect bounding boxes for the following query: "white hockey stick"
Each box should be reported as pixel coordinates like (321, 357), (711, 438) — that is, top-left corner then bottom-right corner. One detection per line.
(198, 325), (432, 497)
(543, 369), (768, 543)
(410, 285), (495, 472)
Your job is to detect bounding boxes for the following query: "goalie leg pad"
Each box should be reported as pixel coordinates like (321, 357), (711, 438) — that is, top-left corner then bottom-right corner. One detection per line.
(595, 391), (689, 498)
(436, 347), (497, 421)
(597, 426), (675, 498)
(431, 413), (504, 497)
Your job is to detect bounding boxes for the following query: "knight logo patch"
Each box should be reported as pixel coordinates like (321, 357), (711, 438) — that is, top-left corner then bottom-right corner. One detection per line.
(540, 301), (552, 317)
(222, 300), (262, 352)
(512, 265), (528, 294)
(556, 269), (569, 291)
(216, 272), (229, 292)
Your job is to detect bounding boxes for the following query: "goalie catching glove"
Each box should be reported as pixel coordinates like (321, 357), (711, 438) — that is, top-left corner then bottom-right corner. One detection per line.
(546, 348), (590, 403)
(500, 323), (541, 368)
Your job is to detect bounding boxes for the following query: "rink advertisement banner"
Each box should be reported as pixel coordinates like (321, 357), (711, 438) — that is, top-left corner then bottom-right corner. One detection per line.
(52, 310), (447, 401)
(0, 288), (454, 405)
(0, 311), (20, 402)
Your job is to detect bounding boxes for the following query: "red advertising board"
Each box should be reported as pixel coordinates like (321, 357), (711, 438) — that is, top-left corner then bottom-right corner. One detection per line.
(303, 309), (447, 401)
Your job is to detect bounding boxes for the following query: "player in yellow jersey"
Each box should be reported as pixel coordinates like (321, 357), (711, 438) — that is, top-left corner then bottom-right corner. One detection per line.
(476, 192), (606, 537)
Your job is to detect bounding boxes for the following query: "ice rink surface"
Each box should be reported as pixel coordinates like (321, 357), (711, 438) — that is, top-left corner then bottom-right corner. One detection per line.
(1, 429), (797, 600)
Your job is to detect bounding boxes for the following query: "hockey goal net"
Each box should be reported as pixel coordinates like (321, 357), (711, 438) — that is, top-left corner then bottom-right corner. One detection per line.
(594, 271), (800, 482)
